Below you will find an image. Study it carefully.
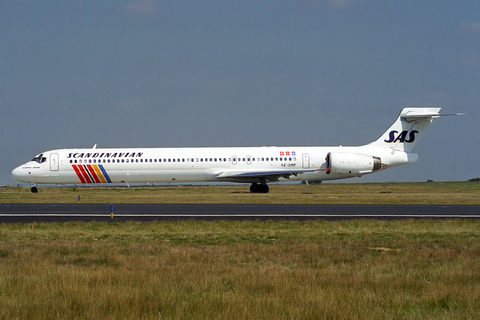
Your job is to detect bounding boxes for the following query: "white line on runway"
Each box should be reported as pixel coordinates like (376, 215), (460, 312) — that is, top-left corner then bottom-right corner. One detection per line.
(1, 214), (480, 218)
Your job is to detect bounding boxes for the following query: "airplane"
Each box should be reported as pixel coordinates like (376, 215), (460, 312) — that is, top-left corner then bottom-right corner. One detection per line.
(12, 107), (461, 193)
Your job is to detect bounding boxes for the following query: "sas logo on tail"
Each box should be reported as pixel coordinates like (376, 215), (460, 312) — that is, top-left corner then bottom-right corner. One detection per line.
(384, 130), (418, 143)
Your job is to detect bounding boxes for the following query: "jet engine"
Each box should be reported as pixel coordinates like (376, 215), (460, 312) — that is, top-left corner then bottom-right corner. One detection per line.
(325, 152), (381, 175)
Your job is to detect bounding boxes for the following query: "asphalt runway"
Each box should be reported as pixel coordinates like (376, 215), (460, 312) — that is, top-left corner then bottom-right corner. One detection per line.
(0, 203), (479, 223)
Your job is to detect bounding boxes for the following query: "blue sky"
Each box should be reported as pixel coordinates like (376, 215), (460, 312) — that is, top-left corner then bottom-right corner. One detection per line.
(1, 0), (479, 185)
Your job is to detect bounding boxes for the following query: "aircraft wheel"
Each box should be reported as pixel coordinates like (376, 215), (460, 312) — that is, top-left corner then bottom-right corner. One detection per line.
(31, 186), (38, 193)
(250, 184), (269, 193)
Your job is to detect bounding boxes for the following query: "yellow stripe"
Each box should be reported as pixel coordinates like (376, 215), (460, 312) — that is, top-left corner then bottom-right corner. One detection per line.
(93, 165), (107, 183)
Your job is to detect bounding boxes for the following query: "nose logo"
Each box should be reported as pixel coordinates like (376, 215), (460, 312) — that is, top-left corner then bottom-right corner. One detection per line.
(384, 130), (418, 143)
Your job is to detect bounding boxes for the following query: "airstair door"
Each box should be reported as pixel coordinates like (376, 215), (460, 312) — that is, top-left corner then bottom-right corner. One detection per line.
(302, 153), (310, 169)
(50, 153), (59, 171)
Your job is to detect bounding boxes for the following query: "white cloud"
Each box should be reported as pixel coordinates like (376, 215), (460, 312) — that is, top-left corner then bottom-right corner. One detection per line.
(122, 0), (159, 18)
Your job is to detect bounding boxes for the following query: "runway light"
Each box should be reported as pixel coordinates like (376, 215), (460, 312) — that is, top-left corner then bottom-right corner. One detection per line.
(78, 195), (80, 203)
(110, 204), (114, 219)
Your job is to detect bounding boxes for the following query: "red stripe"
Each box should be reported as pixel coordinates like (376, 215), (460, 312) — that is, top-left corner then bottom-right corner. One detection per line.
(77, 165), (93, 183)
(72, 165), (87, 183)
(86, 165), (101, 183)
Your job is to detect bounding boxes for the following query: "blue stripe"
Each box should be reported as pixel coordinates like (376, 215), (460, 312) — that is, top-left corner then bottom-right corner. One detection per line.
(98, 165), (112, 183)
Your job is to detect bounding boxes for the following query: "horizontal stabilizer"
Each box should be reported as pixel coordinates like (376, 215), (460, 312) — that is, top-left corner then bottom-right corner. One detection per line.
(367, 107), (462, 152)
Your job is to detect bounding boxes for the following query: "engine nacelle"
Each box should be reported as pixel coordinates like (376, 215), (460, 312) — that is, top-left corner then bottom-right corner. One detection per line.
(325, 152), (381, 175)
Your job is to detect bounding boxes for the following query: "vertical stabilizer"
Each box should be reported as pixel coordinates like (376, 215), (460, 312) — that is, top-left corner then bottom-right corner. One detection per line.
(368, 107), (441, 152)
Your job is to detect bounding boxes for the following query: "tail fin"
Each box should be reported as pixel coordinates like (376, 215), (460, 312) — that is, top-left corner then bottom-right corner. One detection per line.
(368, 107), (442, 153)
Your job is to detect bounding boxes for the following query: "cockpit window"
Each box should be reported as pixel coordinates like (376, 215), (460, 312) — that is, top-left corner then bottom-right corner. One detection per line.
(32, 154), (47, 164)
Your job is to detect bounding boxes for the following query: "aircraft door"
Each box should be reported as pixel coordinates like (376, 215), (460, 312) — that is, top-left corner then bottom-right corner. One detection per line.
(50, 153), (59, 171)
(302, 153), (310, 169)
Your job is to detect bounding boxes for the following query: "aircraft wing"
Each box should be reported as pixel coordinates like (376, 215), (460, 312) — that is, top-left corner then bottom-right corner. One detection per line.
(216, 168), (319, 183)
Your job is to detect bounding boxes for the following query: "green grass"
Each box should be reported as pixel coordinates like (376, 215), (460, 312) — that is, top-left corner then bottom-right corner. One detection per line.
(2, 181), (480, 204)
(0, 220), (480, 319)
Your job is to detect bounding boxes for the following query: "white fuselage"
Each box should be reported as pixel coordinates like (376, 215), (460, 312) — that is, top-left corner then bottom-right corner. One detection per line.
(11, 145), (416, 185)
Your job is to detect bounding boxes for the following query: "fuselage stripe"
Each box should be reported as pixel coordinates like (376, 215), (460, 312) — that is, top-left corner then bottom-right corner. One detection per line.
(78, 165), (93, 183)
(92, 165), (107, 183)
(72, 165), (87, 183)
(98, 165), (112, 183)
(76, 164), (90, 183)
(82, 165), (96, 183)
(86, 165), (101, 183)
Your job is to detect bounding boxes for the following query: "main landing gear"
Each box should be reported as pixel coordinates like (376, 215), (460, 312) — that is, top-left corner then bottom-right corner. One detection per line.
(31, 186), (38, 193)
(250, 183), (269, 193)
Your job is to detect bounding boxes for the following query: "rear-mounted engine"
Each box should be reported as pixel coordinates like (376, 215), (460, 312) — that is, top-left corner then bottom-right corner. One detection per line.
(325, 152), (381, 175)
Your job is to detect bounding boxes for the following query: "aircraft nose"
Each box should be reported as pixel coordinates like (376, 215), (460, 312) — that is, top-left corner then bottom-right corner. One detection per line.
(12, 165), (28, 182)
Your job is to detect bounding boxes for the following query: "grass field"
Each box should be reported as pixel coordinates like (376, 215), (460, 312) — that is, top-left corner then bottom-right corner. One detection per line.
(1, 182), (480, 319)
(2, 181), (480, 204)
(1, 220), (480, 319)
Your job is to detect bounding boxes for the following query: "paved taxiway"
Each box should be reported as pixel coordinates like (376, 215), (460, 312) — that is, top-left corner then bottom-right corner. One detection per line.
(0, 204), (479, 223)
